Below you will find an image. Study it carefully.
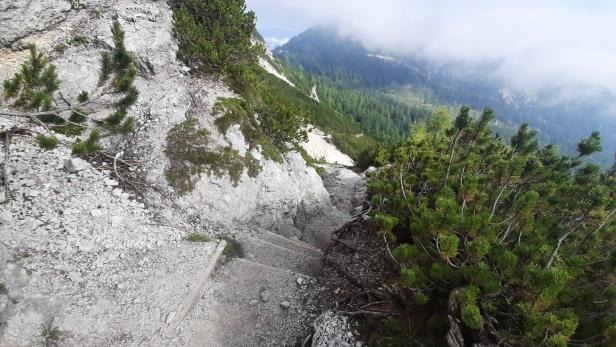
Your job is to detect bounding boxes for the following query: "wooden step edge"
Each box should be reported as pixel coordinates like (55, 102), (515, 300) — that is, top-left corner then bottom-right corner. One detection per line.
(167, 240), (226, 331)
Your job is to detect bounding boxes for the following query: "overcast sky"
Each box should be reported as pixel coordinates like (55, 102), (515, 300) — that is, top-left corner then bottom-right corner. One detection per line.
(246, 0), (616, 105)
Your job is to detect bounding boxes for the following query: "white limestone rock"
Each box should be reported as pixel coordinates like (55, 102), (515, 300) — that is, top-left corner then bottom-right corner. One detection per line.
(64, 158), (89, 173)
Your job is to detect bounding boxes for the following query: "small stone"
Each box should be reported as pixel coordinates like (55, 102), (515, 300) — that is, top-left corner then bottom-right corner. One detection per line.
(165, 311), (176, 323)
(0, 210), (13, 224)
(279, 301), (291, 309)
(112, 188), (123, 198)
(70, 180), (81, 188)
(296, 277), (304, 285)
(22, 179), (35, 187)
(334, 288), (341, 295)
(105, 179), (119, 187)
(260, 290), (271, 302)
(64, 158), (88, 173)
(111, 216), (124, 227)
(120, 193), (130, 200)
(31, 190), (42, 198)
(249, 300), (258, 306)
(79, 240), (95, 252)
(68, 271), (83, 283)
(90, 209), (103, 218)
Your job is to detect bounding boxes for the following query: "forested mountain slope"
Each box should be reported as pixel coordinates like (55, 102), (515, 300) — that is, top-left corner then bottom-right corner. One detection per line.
(275, 26), (616, 168)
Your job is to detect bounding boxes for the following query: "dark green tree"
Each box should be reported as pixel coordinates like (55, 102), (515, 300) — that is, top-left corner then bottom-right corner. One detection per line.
(577, 131), (603, 157)
(170, 0), (262, 88)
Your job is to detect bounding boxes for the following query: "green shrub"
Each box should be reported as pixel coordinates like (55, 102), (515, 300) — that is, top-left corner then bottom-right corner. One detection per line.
(71, 35), (88, 45)
(41, 324), (63, 347)
(222, 237), (243, 258)
(53, 44), (67, 53)
(367, 107), (616, 345)
(36, 134), (59, 150)
(185, 232), (210, 242)
(51, 124), (84, 137)
(77, 91), (89, 103)
(461, 304), (482, 330)
(2, 22), (138, 159)
(170, 0), (261, 86)
(165, 118), (262, 193)
(72, 129), (102, 155)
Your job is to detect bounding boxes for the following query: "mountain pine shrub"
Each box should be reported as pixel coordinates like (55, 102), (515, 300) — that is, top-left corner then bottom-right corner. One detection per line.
(369, 107), (616, 346)
(1, 21), (138, 151)
(170, 0), (262, 89)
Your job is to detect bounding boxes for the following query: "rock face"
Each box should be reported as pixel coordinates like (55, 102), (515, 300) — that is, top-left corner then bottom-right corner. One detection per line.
(0, 0), (355, 346)
(0, 0), (72, 49)
(320, 165), (368, 215)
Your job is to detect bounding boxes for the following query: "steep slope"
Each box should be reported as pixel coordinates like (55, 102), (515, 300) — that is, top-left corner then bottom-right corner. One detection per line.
(255, 43), (355, 167)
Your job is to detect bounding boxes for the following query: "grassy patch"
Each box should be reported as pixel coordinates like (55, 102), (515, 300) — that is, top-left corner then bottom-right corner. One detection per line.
(214, 98), (251, 134)
(51, 124), (85, 137)
(41, 324), (63, 347)
(258, 136), (283, 163)
(244, 153), (262, 178)
(36, 134), (59, 150)
(185, 232), (211, 242)
(297, 146), (326, 174)
(71, 35), (88, 45)
(53, 44), (67, 53)
(165, 118), (262, 193)
(222, 237), (244, 258)
(71, 129), (102, 155)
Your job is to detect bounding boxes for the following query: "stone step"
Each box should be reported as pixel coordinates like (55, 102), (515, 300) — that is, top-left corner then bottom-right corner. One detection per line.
(254, 227), (324, 258)
(239, 235), (323, 276)
(191, 258), (316, 346)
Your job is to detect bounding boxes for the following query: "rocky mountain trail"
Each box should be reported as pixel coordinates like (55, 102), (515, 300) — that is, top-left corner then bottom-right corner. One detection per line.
(181, 162), (370, 346)
(0, 0), (372, 346)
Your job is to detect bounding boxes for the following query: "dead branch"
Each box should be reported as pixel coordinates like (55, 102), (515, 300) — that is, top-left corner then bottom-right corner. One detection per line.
(331, 237), (360, 252)
(1, 130), (11, 204)
(113, 151), (124, 182)
(383, 233), (401, 268)
(333, 309), (394, 318)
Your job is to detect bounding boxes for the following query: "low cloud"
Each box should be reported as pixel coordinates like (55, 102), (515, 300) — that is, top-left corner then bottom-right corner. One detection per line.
(247, 0), (616, 105)
(264, 36), (289, 50)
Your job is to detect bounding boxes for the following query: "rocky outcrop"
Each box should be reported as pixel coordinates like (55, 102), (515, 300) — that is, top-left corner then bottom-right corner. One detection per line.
(320, 165), (368, 215)
(0, 0), (72, 49)
(0, 0), (356, 346)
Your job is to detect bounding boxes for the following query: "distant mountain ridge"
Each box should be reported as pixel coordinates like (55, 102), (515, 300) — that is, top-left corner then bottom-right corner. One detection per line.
(275, 26), (616, 167)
